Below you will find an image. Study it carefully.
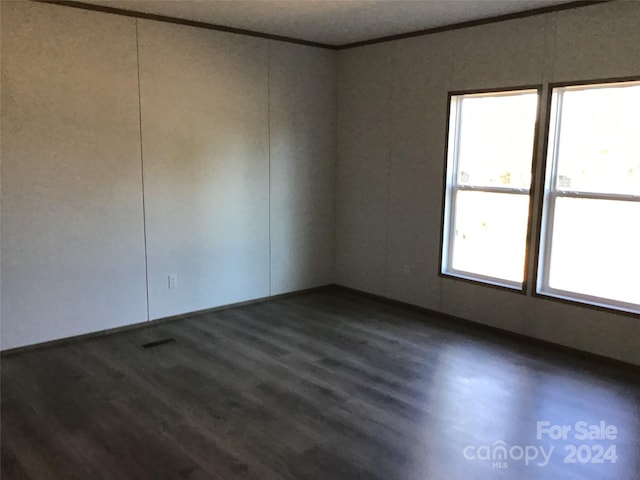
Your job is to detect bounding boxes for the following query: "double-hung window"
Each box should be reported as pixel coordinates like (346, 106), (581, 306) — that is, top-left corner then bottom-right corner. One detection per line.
(441, 89), (539, 289)
(537, 81), (640, 313)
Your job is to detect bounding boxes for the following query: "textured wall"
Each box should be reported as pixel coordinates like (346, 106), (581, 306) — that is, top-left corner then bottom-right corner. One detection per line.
(336, 43), (393, 296)
(336, 2), (640, 365)
(269, 41), (337, 295)
(1, 1), (336, 349)
(137, 20), (270, 320)
(2, 0), (637, 364)
(1, 2), (148, 349)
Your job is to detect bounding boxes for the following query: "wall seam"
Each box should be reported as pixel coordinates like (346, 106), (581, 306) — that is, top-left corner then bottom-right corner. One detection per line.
(268, 40), (272, 296)
(530, 12), (556, 295)
(382, 45), (394, 298)
(550, 11), (558, 83)
(440, 31), (456, 314)
(135, 18), (151, 322)
(332, 50), (340, 285)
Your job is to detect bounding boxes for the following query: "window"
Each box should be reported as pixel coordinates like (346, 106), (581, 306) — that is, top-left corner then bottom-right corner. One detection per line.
(441, 89), (539, 289)
(537, 81), (640, 314)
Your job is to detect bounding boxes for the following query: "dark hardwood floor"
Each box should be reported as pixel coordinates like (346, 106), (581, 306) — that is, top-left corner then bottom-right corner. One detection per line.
(2, 288), (639, 479)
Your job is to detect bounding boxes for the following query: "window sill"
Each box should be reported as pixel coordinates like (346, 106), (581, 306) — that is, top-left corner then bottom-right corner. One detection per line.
(440, 270), (525, 293)
(535, 289), (640, 317)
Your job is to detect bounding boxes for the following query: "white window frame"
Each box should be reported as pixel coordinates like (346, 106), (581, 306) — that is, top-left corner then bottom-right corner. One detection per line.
(537, 81), (640, 314)
(441, 88), (539, 290)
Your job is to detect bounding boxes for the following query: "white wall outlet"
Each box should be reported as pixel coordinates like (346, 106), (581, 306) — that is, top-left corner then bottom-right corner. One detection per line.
(402, 264), (411, 274)
(168, 274), (178, 289)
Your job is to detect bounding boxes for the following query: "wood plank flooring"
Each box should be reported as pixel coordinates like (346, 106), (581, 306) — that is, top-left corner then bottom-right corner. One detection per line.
(2, 288), (639, 479)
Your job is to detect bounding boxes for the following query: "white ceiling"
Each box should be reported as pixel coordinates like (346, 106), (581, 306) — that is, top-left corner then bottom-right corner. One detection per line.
(81, 0), (576, 46)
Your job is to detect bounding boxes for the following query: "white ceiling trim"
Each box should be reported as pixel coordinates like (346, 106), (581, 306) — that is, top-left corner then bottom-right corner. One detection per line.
(49, 0), (591, 47)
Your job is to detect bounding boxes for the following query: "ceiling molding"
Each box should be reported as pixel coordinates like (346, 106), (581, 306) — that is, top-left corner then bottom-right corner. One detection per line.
(337, 0), (609, 49)
(33, 0), (609, 50)
(33, 0), (338, 49)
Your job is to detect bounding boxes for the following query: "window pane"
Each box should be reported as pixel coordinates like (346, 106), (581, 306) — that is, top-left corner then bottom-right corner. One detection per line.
(548, 197), (640, 306)
(451, 191), (530, 283)
(555, 84), (640, 195)
(457, 92), (538, 189)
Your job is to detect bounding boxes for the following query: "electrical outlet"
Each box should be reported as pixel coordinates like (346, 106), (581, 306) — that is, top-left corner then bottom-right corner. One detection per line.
(402, 264), (411, 274)
(168, 274), (178, 289)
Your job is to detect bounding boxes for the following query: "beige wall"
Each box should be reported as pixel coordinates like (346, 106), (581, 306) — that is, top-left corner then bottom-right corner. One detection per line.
(0, 1), (336, 349)
(2, 0), (638, 364)
(269, 41), (337, 295)
(336, 1), (640, 365)
(1, 1), (148, 348)
(137, 19), (270, 320)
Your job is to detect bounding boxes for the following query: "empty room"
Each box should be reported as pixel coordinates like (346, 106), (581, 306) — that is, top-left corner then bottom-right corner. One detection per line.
(1, 0), (639, 478)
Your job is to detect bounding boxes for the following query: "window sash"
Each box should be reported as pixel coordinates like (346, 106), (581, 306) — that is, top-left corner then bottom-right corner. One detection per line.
(443, 188), (529, 289)
(442, 90), (537, 289)
(539, 193), (640, 304)
(538, 85), (640, 314)
(552, 191), (640, 202)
